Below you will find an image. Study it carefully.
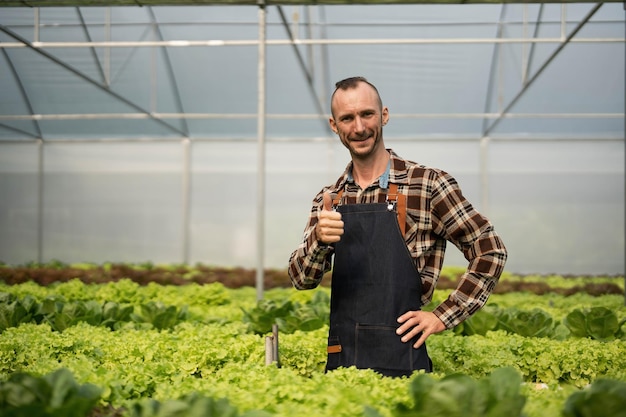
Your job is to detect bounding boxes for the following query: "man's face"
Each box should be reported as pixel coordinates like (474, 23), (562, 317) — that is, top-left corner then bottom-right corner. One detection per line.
(329, 82), (389, 160)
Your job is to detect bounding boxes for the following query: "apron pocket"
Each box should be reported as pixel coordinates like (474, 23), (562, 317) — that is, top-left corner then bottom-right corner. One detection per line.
(354, 323), (417, 372)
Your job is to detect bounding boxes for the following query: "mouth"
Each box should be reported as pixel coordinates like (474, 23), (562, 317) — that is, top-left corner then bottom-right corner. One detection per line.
(350, 134), (372, 143)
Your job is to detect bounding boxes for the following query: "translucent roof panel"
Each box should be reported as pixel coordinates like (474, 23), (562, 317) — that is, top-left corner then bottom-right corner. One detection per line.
(0, 3), (623, 141)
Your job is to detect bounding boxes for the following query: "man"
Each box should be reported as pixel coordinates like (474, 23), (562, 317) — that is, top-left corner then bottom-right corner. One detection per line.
(288, 76), (507, 377)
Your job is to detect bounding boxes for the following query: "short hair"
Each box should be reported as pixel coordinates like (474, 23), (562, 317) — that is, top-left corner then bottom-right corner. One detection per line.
(331, 76), (383, 116)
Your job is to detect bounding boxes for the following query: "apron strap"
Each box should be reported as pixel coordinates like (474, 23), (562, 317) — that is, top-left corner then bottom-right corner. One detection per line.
(387, 183), (407, 236)
(331, 185), (406, 235)
(332, 189), (344, 208)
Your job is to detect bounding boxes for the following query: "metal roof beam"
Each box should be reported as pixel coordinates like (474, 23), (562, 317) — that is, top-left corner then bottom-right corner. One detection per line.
(482, 2), (605, 137)
(1, 48), (42, 138)
(0, 23), (189, 137)
(276, 5), (332, 135)
(148, 6), (190, 136)
(1, 1), (622, 6)
(76, 7), (108, 86)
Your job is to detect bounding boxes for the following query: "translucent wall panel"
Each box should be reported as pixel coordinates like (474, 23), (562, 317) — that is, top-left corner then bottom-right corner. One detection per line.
(488, 139), (625, 275)
(189, 141), (258, 266)
(0, 143), (40, 264)
(40, 142), (185, 263)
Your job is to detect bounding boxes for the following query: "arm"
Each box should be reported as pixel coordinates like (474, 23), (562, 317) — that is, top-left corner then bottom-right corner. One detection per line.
(396, 170), (507, 349)
(287, 191), (341, 290)
(430, 171), (508, 328)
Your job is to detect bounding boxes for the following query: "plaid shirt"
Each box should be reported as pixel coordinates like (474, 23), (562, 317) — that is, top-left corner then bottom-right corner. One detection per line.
(288, 149), (507, 329)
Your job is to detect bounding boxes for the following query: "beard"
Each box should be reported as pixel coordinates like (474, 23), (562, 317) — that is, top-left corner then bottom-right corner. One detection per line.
(340, 128), (383, 159)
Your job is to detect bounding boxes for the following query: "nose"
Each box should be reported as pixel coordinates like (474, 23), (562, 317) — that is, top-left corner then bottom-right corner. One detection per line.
(354, 116), (365, 134)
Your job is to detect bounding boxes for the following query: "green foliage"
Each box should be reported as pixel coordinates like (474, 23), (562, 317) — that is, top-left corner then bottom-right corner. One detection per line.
(0, 368), (101, 417)
(130, 301), (188, 331)
(453, 306), (499, 336)
(428, 330), (626, 388)
(0, 274), (625, 417)
(42, 298), (104, 332)
(101, 301), (135, 330)
(129, 393), (272, 417)
(563, 307), (626, 342)
(0, 293), (43, 332)
(563, 379), (626, 417)
(496, 307), (556, 338)
(455, 304), (626, 342)
(365, 367), (526, 417)
(0, 293), (185, 332)
(242, 291), (329, 335)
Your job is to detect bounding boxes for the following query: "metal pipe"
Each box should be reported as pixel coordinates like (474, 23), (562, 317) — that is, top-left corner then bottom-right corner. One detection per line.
(181, 138), (191, 264)
(2, 135), (621, 145)
(148, 6), (190, 136)
(525, 4), (545, 87)
(256, 0), (266, 301)
(105, 7), (111, 85)
(1, 37), (623, 49)
(482, 4), (506, 135)
(276, 5), (332, 134)
(0, 112), (621, 121)
(37, 138), (44, 264)
(479, 136), (490, 214)
(0, 24), (189, 137)
(77, 7), (108, 86)
(483, 3), (604, 137)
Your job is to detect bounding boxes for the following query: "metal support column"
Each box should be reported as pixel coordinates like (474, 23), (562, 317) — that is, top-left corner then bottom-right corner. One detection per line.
(37, 139), (44, 264)
(256, 0), (267, 301)
(182, 138), (191, 264)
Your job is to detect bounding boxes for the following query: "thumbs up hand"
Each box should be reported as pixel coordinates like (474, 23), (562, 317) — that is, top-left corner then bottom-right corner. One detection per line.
(315, 192), (344, 245)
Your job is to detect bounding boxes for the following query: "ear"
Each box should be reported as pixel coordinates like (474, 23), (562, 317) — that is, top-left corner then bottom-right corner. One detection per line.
(329, 117), (338, 134)
(382, 106), (389, 126)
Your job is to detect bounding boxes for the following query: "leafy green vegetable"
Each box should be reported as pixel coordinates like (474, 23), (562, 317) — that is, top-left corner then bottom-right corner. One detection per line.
(454, 306), (499, 336)
(130, 301), (188, 330)
(496, 308), (556, 338)
(366, 367), (526, 417)
(129, 393), (273, 417)
(0, 368), (101, 417)
(0, 293), (43, 332)
(242, 291), (329, 335)
(563, 378), (626, 417)
(564, 307), (622, 341)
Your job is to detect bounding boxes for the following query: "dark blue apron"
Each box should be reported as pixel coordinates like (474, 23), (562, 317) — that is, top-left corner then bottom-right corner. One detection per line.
(325, 192), (432, 377)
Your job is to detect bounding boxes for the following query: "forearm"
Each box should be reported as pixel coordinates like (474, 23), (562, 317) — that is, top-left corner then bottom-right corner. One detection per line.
(288, 227), (334, 290)
(433, 228), (507, 328)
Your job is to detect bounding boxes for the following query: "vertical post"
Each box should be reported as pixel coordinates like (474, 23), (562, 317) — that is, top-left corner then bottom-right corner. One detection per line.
(479, 136), (490, 214)
(182, 138), (191, 264)
(521, 3), (528, 85)
(264, 324), (280, 366)
(256, 1), (267, 301)
(104, 7), (111, 86)
(34, 8), (39, 42)
(37, 139), (44, 264)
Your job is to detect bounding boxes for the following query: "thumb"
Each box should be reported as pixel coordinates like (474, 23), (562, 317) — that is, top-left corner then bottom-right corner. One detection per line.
(322, 192), (333, 212)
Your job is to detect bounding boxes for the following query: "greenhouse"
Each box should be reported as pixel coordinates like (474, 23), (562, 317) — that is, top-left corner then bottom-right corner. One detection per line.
(1, 3), (626, 417)
(0, 1), (624, 279)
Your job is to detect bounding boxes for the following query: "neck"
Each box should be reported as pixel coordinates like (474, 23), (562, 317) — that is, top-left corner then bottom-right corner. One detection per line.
(352, 148), (390, 189)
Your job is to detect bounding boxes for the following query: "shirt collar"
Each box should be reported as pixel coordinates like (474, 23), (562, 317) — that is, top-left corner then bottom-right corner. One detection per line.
(333, 149), (407, 192)
(346, 151), (392, 189)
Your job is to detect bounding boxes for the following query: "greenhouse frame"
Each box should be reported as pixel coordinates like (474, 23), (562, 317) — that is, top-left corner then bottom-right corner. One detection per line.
(0, 1), (624, 297)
